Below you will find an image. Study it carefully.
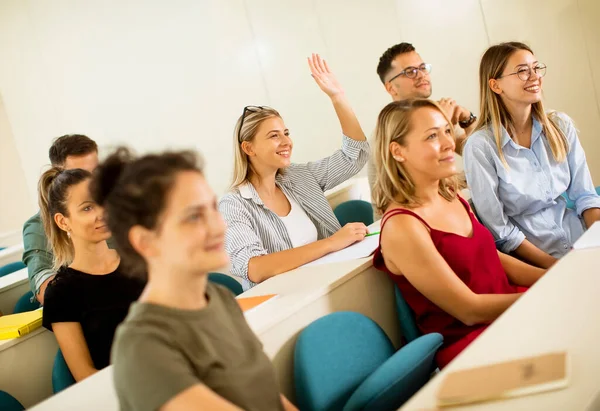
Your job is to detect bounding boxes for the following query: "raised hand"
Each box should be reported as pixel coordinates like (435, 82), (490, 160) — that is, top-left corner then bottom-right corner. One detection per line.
(307, 53), (345, 98)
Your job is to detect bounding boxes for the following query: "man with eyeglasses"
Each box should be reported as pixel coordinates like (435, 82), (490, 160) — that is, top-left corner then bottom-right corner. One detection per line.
(368, 42), (476, 204)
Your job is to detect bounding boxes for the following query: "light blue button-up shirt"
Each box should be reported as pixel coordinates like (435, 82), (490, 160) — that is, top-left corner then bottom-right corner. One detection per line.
(463, 112), (600, 257)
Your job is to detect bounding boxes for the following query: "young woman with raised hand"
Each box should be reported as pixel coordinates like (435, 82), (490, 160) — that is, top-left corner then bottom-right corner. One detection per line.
(220, 54), (370, 290)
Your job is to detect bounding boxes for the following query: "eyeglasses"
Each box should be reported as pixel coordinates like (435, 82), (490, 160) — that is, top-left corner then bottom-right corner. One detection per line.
(237, 106), (265, 143)
(387, 63), (432, 82)
(497, 64), (547, 81)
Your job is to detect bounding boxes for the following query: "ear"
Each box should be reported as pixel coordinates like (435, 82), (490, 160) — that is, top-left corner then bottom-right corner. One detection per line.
(128, 225), (159, 260)
(241, 141), (255, 157)
(489, 78), (502, 95)
(389, 142), (406, 163)
(54, 213), (70, 233)
(384, 82), (397, 99)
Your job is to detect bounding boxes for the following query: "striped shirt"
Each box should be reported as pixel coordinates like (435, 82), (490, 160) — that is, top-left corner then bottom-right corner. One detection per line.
(219, 135), (370, 290)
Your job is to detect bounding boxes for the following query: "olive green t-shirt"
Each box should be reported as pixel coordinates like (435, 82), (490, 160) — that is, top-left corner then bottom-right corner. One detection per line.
(112, 283), (284, 411)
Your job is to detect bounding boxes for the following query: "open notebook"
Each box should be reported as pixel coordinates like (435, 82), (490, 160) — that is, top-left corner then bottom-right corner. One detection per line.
(0, 308), (43, 339)
(437, 352), (569, 407)
(302, 233), (380, 267)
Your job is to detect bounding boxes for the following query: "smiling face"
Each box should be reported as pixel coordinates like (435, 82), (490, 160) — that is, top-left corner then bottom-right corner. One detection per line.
(146, 171), (229, 276)
(243, 116), (293, 172)
(490, 49), (544, 108)
(385, 51), (432, 101)
(54, 178), (110, 244)
(390, 106), (457, 183)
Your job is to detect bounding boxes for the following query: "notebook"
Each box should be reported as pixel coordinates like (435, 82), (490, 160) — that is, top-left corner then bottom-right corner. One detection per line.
(437, 352), (569, 407)
(573, 222), (600, 250)
(0, 308), (44, 339)
(237, 294), (278, 313)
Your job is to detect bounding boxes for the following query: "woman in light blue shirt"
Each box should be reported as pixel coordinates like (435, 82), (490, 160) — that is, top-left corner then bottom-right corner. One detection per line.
(464, 42), (600, 269)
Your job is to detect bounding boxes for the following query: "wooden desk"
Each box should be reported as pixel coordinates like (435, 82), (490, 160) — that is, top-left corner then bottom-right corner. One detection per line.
(0, 268), (29, 315)
(30, 251), (398, 410)
(401, 247), (600, 411)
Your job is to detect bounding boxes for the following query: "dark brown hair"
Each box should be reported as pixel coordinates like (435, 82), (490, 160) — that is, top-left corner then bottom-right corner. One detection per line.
(377, 42), (416, 83)
(38, 167), (92, 270)
(90, 147), (204, 280)
(49, 134), (98, 167)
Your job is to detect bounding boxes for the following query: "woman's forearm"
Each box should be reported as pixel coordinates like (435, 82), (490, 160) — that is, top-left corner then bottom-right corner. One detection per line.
(513, 239), (557, 269)
(330, 94), (366, 142)
(247, 238), (335, 283)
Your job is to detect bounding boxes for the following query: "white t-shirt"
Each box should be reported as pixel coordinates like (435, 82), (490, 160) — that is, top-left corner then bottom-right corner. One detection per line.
(279, 194), (318, 248)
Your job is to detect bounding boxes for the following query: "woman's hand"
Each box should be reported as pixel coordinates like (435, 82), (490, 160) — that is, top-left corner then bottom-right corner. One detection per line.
(307, 53), (345, 98)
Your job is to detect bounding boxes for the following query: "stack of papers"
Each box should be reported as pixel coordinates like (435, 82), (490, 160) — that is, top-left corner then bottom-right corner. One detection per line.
(573, 222), (600, 250)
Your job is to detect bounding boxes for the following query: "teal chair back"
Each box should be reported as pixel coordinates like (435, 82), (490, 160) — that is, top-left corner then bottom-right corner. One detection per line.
(208, 273), (243, 296)
(394, 285), (420, 343)
(0, 261), (26, 278)
(52, 349), (76, 393)
(334, 200), (374, 227)
(294, 311), (442, 411)
(0, 391), (24, 411)
(13, 291), (41, 314)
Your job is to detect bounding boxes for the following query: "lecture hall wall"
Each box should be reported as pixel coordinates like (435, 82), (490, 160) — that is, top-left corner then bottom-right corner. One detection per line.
(1, 0), (599, 233)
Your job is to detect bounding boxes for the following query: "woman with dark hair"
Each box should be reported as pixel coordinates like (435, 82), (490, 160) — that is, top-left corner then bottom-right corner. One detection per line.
(39, 167), (143, 381)
(91, 148), (297, 411)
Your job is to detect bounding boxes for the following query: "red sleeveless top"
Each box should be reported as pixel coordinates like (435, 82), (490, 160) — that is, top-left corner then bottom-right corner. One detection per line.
(373, 196), (520, 368)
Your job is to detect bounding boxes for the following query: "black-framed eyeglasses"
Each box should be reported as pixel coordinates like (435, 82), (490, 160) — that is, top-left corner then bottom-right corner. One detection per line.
(387, 63), (432, 82)
(497, 64), (547, 81)
(237, 105), (265, 143)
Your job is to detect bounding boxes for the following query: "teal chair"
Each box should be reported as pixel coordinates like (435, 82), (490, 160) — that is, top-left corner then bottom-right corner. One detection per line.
(294, 311), (443, 411)
(13, 291), (41, 313)
(334, 200), (374, 227)
(0, 391), (24, 411)
(208, 273), (243, 296)
(53, 349), (76, 393)
(0, 261), (26, 277)
(394, 285), (420, 344)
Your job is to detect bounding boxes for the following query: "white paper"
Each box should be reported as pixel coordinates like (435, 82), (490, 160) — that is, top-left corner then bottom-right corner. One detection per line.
(573, 222), (600, 250)
(302, 234), (380, 267)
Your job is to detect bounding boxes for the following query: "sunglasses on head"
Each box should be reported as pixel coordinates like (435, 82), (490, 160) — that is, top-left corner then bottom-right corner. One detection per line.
(237, 106), (266, 143)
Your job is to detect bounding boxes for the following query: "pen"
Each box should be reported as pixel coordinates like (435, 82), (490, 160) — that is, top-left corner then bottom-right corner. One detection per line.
(365, 231), (380, 237)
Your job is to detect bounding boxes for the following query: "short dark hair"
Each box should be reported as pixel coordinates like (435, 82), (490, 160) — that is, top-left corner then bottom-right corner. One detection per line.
(90, 147), (204, 280)
(48, 134), (98, 166)
(377, 42), (416, 83)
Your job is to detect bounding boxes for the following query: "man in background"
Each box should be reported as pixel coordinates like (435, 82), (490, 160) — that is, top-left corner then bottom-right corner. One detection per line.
(369, 42), (477, 195)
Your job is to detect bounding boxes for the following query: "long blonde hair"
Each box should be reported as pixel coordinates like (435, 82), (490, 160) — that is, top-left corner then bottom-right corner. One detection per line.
(230, 106), (283, 188)
(372, 99), (460, 214)
(38, 167), (91, 271)
(477, 42), (568, 166)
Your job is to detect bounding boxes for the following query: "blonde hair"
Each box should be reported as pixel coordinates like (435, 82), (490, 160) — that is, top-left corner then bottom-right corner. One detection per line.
(477, 42), (568, 166)
(38, 167), (91, 271)
(372, 99), (460, 213)
(230, 106), (283, 188)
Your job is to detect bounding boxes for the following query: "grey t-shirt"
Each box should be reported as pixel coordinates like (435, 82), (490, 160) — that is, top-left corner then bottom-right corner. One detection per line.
(112, 282), (284, 411)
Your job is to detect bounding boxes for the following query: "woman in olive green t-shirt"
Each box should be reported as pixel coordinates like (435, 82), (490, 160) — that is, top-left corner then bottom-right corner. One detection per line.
(91, 148), (297, 411)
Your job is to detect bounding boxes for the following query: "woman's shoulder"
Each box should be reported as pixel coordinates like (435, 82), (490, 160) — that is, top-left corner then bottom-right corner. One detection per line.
(464, 126), (496, 151)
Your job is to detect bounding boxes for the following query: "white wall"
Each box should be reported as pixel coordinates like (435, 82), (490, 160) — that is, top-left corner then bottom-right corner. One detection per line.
(0, 96), (35, 233)
(0, 0), (599, 233)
